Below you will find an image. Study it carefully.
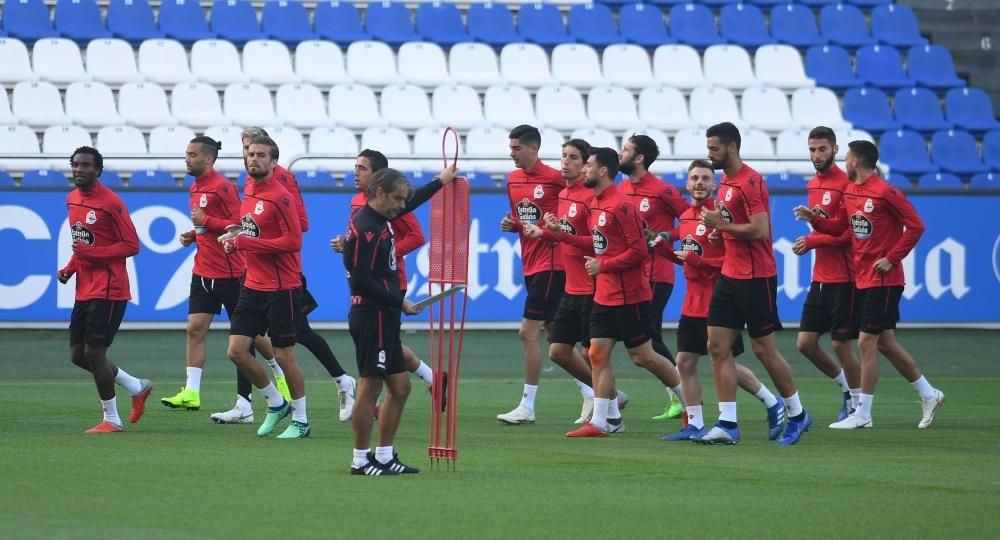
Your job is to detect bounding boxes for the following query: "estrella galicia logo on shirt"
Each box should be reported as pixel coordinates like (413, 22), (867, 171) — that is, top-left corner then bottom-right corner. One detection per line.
(681, 235), (704, 256)
(592, 228), (609, 254)
(516, 198), (541, 224)
(639, 198), (650, 212)
(718, 204), (733, 224)
(533, 185), (544, 199)
(864, 198), (874, 213)
(241, 213), (260, 238)
(70, 221), (95, 245)
(812, 205), (830, 219)
(559, 217), (576, 235)
(254, 201), (265, 215)
(85, 210), (97, 225)
(851, 211), (873, 239)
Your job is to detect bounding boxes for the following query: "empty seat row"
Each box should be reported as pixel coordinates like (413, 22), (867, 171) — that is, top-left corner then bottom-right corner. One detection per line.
(844, 87), (1000, 135)
(879, 129), (999, 178)
(806, 44), (966, 92)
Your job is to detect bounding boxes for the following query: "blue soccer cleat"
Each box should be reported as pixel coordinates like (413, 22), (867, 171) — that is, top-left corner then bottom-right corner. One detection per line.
(835, 391), (852, 422)
(766, 401), (787, 440)
(777, 410), (813, 446)
(698, 422), (740, 445)
(662, 424), (705, 442)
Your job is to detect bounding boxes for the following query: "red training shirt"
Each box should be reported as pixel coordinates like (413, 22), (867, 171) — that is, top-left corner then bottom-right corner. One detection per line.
(803, 165), (853, 284)
(553, 179), (596, 296)
(505, 161), (565, 276)
(717, 163), (777, 279)
(189, 169), (245, 279)
(234, 175), (303, 291)
(351, 191), (426, 291)
(620, 171), (690, 284)
(273, 164), (309, 232)
(657, 198), (726, 318)
(589, 184), (651, 306)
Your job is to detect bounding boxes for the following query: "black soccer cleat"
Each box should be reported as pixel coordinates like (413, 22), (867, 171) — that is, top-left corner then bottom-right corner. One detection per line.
(385, 453), (420, 474)
(350, 455), (400, 477)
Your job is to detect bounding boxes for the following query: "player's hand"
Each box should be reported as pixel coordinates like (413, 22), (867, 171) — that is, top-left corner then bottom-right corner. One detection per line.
(699, 207), (724, 229)
(792, 236), (809, 255)
(223, 237), (238, 254)
(707, 229), (722, 245)
(673, 250), (688, 261)
(179, 231), (195, 247)
(330, 235), (345, 253)
(793, 205), (816, 222)
(500, 212), (516, 232)
(71, 243), (93, 258)
(523, 223), (543, 239)
(542, 212), (561, 235)
(402, 299), (423, 315)
(584, 256), (601, 276)
(57, 267), (74, 284)
(191, 206), (206, 226)
(873, 258), (893, 273)
(650, 234), (665, 248)
(437, 165), (458, 186)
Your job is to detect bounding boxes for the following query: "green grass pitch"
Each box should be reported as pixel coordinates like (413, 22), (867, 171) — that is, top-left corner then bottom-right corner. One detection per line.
(1, 328), (998, 538)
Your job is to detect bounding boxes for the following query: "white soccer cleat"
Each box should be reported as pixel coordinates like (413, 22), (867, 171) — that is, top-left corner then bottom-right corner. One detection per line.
(574, 398), (594, 424)
(338, 376), (357, 422)
(829, 414), (873, 429)
(211, 405), (253, 424)
(497, 405), (535, 425)
(607, 417), (625, 433)
(918, 389), (946, 429)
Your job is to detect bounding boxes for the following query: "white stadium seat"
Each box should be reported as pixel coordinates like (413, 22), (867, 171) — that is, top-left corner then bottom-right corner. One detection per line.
(0, 124), (45, 170)
(587, 86), (639, 131)
(791, 88), (852, 130)
(775, 128), (817, 174)
(602, 44), (655, 90)
(413, 126), (448, 156)
(295, 40), (351, 86)
(703, 45), (759, 89)
(308, 126), (358, 171)
(672, 128), (707, 158)
(119, 82), (174, 128)
(329, 84), (382, 129)
(223, 83), (280, 127)
(264, 125), (306, 168)
(0, 84), (17, 125)
(33, 38), (90, 84)
(361, 126), (414, 169)
(500, 43), (554, 88)
(484, 85), (537, 129)
(276, 83), (332, 129)
(464, 126), (509, 173)
(380, 84), (433, 130)
(346, 41), (400, 87)
(12, 81), (71, 126)
(65, 81), (125, 128)
(243, 40), (298, 86)
(551, 44), (605, 89)
(399, 42), (452, 88)
(191, 40), (247, 86)
(203, 125), (245, 172)
(638, 86), (693, 131)
(740, 128), (776, 159)
(138, 39), (195, 85)
(0, 38), (36, 83)
(171, 82), (227, 128)
(432, 84), (485, 130)
(755, 44), (815, 90)
(653, 45), (708, 89)
(570, 127), (617, 150)
(449, 43), (503, 88)
(86, 39), (142, 85)
(621, 128), (672, 157)
(96, 125), (148, 172)
(149, 125), (196, 171)
(536, 85), (587, 131)
(42, 125), (92, 168)
(689, 86), (742, 129)
(539, 128), (565, 160)
(741, 86), (796, 133)
(838, 128), (875, 144)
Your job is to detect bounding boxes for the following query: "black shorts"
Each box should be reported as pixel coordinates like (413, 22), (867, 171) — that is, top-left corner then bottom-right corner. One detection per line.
(648, 282), (673, 333)
(799, 282), (861, 341)
(677, 315), (745, 357)
(300, 272), (319, 316)
(858, 286), (903, 335)
(523, 271), (565, 322)
(550, 293), (594, 347)
(707, 276), (783, 338)
(348, 306), (405, 378)
(188, 274), (242, 316)
(590, 301), (653, 349)
(229, 287), (302, 347)
(70, 299), (127, 347)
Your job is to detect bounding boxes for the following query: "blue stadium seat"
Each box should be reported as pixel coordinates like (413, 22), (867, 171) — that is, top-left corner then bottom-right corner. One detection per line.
(766, 172), (807, 185)
(669, 4), (725, 49)
(294, 169), (334, 187)
(805, 45), (862, 90)
(845, 0), (891, 6)
(462, 171), (496, 189)
(467, 3), (520, 49)
(648, 0), (691, 7)
(314, 2), (368, 47)
(842, 88), (901, 133)
(945, 88), (1000, 134)
(262, 0), (318, 47)
(917, 172), (965, 190)
(798, 0), (840, 5)
(100, 170), (124, 188)
(365, 2), (420, 48)
(159, 0), (216, 46)
(2, 0), (59, 45)
(0, 171), (15, 186)
(931, 129), (990, 176)
(893, 88), (953, 134)
(879, 130), (938, 177)
(54, 0), (113, 45)
(130, 169), (177, 188)
(518, 4), (574, 48)
(236, 170), (250, 189)
(970, 172), (998, 189)
(595, 0), (642, 5)
(618, 4), (673, 48)
(983, 130), (1000, 171)
(662, 172), (687, 189)
(22, 169), (70, 188)
(416, 2), (470, 47)
(771, 4), (827, 48)
(870, 4), (927, 48)
(107, 0), (164, 47)
(719, 4), (773, 49)
(856, 45), (913, 89)
(820, 4), (876, 49)
(907, 45), (965, 90)
(884, 171), (910, 186)
(210, 0), (265, 47)
(568, 4), (624, 47)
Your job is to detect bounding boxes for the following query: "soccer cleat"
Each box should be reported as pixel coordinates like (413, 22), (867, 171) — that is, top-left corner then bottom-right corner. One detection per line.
(160, 387), (199, 411)
(663, 424), (705, 442)
(276, 420), (311, 439)
(566, 422), (607, 437)
(664, 392), (684, 419)
(766, 401), (787, 441)
(85, 421), (123, 434)
(274, 375), (291, 403)
(699, 423), (741, 445)
(574, 398), (594, 424)
(384, 453), (420, 474)
(616, 390), (630, 410)
(338, 376), (356, 422)
(650, 404), (674, 420)
(497, 405), (535, 425)
(257, 400), (291, 436)
(777, 410), (813, 445)
(918, 389), (946, 429)
(835, 391), (852, 422)
(351, 455), (400, 476)
(607, 417), (625, 434)
(829, 413), (873, 429)
(211, 405), (253, 424)
(129, 379), (154, 423)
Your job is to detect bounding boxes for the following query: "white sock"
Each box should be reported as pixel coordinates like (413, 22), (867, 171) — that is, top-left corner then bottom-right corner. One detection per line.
(607, 397), (621, 420)
(687, 405), (704, 429)
(236, 394), (252, 411)
(266, 358), (285, 378)
(670, 384), (685, 407)
(577, 379), (594, 399)
(353, 448), (371, 468)
(719, 401), (738, 423)
(335, 375), (353, 392)
(832, 369), (849, 392)
(592, 398), (609, 429)
(519, 384), (537, 411)
(185, 367), (202, 392)
(260, 383), (284, 408)
(292, 396), (308, 423)
(911, 375), (936, 401)
(849, 388), (861, 409)
(375, 445), (393, 464)
(665, 386), (676, 400)
(754, 384), (778, 408)
(783, 392), (804, 417)
(114, 368), (142, 396)
(413, 361), (434, 386)
(101, 397), (121, 426)
(857, 393), (874, 419)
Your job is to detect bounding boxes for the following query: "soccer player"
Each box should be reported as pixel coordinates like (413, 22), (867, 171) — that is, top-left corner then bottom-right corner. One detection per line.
(791, 127), (862, 421)
(566, 147), (684, 438)
(345, 166), (456, 476)
(795, 140), (946, 429)
(699, 122), (812, 445)
(58, 146), (153, 433)
(497, 125), (570, 425)
(619, 134), (690, 420)
(656, 160), (785, 442)
(222, 135), (310, 438)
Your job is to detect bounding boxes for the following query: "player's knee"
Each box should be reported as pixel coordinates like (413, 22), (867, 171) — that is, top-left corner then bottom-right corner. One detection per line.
(677, 355), (696, 375)
(226, 344), (245, 363)
(82, 346), (103, 367)
(830, 339), (852, 357)
(706, 339), (728, 360)
(588, 346), (609, 368)
(796, 334), (818, 356)
(750, 340), (770, 361)
(69, 349), (87, 369)
(186, 323), (207, 343)
(518, 327), (539, 345)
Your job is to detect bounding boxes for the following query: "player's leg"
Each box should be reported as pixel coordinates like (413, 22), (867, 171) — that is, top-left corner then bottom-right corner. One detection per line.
(876, 330), (946, 428)
(297, 315), (356, 421)
(374, 365), (418, 473)
(162, 312), (212, 410)
(567, 337), (615, 437)
(350, 376), (390, 475)
(227, 291), (290, 436)
(829, 282), (862, 417)
(212, 280), (263, 423)
(496, 317), (543, 424)
(547, 293), (597, 422)
(831, 286), (889, 429)
(648, 282), (683, 420)
(831, 338), (861, 412)
(734, 358), (785, 440)
(270, 289), (309, 438)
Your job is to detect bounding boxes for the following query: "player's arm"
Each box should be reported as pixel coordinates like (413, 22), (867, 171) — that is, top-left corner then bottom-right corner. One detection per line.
(58, 254), (79, 282)
(884, 190), (925, 265)
(600, 205), (649, 273)
(707, 210), (770, 241)
(238, 197), (303, 253)
(798, 202), (849, 236)
(346, 225), (404, 308)
(803, 228), (852, 250)
(202, 187), (242, 234)
(662, 191), (691, 222)
(392, 212), (425, 257)
(400, 166), (456, 216)
(684, 252), (724, 269)
(74, 202), (141, 260)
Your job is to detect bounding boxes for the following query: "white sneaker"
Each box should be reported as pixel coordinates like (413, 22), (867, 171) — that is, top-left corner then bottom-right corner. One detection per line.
(918, 389), (946, 429)
(607, 417), (625, 433)
(574, 398), (594, 424)
(211, 405), (253, 424)
(497, 405), (535, 425)
(338, 376), (357, 422)
(829, 413), (873, 429)
(616, 390), (630, 410)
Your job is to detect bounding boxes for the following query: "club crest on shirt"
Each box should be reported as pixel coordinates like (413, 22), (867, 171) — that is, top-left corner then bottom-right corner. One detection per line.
(812, 205), (830, 219)
(568, 203), (577, 218)
(864, 198), (874, 213)
(241, 213), (261, 238)
(851, 212), (873, 239)
(724, 188), (733, 202)
(822, 191), (832, 205)
(516, 198), (542, 224)
(254, 201), (265, 215)
(559, 217), (576, 235)
(70, 221), (95, 245)
(719, 205), (733, 224)
(85, 210), (97, 225)
(597, 212), (607, 227)
(639, 198), (650, 212)
(681, 235), (704, 256)
(592, 228), (609, 254)
(199, 194), (208, 208)
(695, 224), (707, 236)
(533, 185), (544, 199)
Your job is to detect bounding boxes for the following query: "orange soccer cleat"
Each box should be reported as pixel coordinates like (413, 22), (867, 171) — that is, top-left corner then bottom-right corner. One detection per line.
(85, 421), (123, 434)
(566, 423), (608, 438)
(129, 380), (154, 423)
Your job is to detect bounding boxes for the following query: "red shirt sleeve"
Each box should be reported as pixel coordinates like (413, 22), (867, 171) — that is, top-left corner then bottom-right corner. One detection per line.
(685, 252), (724, 269)
(392, 212), (425, 257)
(601, 203), (648, 273)
(811, 203), (849, 236)
(238, 195), (303, 253)
(202, 182), (243, 234)
(76, 199), (140, 261)
(743, 179), (768, 216)
(803, 228), (852, 250)
(884, 188), (925, 264)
